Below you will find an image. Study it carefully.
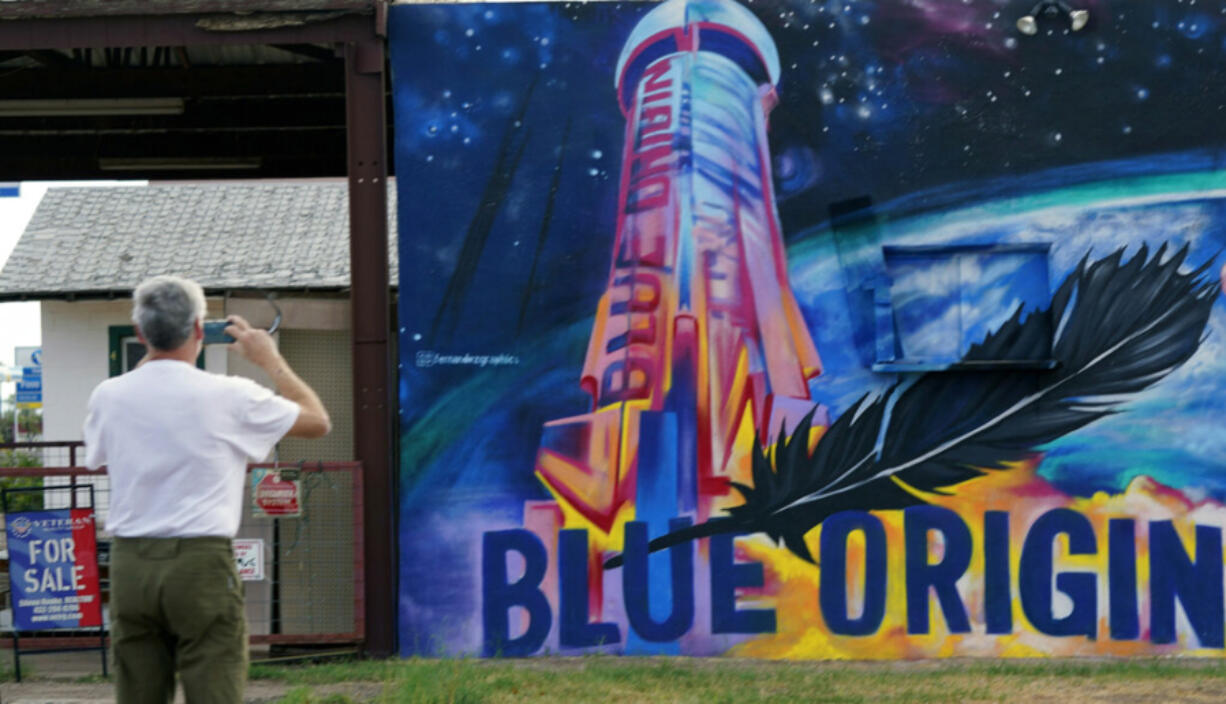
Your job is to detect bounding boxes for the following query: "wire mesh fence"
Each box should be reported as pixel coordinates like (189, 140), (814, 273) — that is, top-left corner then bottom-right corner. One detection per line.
(0, 443), (364, 648)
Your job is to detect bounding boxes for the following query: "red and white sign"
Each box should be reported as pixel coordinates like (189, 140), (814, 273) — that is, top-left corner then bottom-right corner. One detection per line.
(251, 469), (302, 518)
(7, 509), (102, 629)
(232, 539), (265, 581)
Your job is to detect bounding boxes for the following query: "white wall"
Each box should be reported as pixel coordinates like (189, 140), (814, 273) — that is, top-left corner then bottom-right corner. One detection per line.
(40, 298), (227, 443)
(227, 296), (349, 332)
(41, 295), (351, 443)
(224, 297), (349, 391)
(41, 299), (116, 443)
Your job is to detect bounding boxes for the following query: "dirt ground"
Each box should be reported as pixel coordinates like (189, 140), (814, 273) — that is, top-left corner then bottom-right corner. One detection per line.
(0, 650), (352, 704)
(0, 680), (386, 704)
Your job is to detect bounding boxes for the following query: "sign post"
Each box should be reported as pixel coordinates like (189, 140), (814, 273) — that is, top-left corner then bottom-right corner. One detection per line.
(250, 466), (303, 635)
(2, 484), (106, 682)
(14, 348), (42, 433)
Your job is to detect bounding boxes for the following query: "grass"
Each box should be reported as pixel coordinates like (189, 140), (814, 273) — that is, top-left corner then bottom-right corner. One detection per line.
(251, 658), (404, 685)
(251, 655), (1226, 704)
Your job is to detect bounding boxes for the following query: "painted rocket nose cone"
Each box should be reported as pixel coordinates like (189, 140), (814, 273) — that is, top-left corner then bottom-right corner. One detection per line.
(615, 0), (782, 88)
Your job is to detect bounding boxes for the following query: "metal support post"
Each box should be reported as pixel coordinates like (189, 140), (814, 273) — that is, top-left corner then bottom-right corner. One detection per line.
(344, 37), (394, 657)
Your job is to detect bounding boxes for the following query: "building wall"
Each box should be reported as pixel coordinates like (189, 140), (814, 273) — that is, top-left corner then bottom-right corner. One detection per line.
(226, 298), (355, 639)
(38, 295), (356, 637)
(267, 329), (356, 636)
(392, 0), (1226, 659)
(42, 296), (352, 444)
(41, 298), (227, 444)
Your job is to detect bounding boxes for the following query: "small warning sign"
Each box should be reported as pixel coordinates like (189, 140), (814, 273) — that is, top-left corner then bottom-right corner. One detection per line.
(251, 469), (302, 518)
(233, 539), (265, 581)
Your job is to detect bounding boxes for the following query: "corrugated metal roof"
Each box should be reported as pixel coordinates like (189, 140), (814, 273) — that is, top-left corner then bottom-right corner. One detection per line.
(0, 181), (398, 299)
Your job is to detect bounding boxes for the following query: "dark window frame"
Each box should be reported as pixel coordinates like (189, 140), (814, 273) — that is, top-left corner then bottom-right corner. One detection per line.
(108, 325), (204, 377)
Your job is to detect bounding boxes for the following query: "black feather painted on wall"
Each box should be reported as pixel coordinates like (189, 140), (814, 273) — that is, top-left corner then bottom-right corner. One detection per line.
(605, 243), (1219, 569)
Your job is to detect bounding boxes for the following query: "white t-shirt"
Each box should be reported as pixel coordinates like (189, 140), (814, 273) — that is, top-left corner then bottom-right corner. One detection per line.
(83, 359), (300, 538)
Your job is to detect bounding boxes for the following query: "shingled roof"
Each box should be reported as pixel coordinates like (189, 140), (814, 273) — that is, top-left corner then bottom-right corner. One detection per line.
(0, 181), (398, 300)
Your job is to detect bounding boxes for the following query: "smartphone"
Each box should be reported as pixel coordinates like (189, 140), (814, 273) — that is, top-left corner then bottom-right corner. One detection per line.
(202, 296), (283, 345)
(203, 320), (234, 345)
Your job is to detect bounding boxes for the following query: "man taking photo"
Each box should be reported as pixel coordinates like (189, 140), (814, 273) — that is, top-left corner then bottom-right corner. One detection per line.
(84, 275), (331, 703)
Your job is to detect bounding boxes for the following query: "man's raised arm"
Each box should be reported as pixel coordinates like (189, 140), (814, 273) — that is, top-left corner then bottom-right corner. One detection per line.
(225, 315), (332, 438)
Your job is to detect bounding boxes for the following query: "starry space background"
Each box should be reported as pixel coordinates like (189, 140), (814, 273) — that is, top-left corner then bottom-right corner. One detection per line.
(391, 0), (1226, 653)
(391, 0), (1226, 261)
(391, 0), (1226, 487)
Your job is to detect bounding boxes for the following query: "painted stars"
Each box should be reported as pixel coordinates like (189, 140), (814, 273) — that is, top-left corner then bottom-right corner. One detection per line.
(588, 149), (608, 180)
(416, 87), (483, 159)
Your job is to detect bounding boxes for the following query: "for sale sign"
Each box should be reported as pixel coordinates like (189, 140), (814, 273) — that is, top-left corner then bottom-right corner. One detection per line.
(250, 469), (302, 518)
(6, 509), (102, 629)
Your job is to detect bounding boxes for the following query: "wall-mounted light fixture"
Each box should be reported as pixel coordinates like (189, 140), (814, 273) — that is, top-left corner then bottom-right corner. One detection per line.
(1017, 1), (1089, 35)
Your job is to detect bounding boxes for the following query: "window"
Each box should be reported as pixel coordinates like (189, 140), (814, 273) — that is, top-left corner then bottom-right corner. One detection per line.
(108, 325), (203, 376)
(108, 326), (143, 376)
(873, 244), (1055, 372)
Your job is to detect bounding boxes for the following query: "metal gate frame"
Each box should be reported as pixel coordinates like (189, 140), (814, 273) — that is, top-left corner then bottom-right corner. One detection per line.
(0, 444), (364, 650)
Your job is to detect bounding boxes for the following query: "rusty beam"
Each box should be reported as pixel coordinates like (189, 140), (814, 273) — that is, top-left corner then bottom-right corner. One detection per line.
(345, 37), (394, 657)
(270, 42), (339, 62)
(26, 48), (74, 66)
(0, 64), (343, 99)
(0, 1), (373, 19)
(0, 11), (371, 51)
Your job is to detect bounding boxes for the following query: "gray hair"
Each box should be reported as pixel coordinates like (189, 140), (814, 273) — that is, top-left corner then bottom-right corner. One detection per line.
(132, 275), (207, 351)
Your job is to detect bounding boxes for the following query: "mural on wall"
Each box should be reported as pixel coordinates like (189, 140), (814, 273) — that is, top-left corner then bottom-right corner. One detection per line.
(392, 0), (1226, 658)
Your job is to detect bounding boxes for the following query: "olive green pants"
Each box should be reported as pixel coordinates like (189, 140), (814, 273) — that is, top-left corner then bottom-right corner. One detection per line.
(110, 536), (247, 704)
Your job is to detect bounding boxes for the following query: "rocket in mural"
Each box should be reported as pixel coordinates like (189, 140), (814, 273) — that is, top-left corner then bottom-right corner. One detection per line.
(533, 0), (826, 535)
